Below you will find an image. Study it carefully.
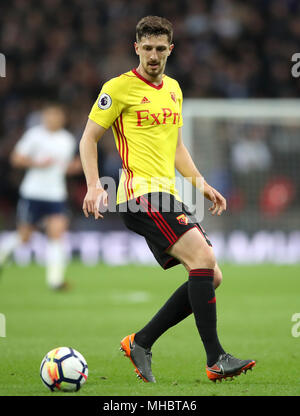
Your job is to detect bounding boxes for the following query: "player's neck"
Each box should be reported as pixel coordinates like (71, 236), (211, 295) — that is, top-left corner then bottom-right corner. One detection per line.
(135, 64), (163, 86)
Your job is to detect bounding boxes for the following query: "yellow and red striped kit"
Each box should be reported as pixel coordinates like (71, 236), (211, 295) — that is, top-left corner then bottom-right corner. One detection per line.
(89, 69), (183, 204)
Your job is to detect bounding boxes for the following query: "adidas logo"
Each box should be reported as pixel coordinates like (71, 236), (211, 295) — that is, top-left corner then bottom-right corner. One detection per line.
(140, 96), (151, 104)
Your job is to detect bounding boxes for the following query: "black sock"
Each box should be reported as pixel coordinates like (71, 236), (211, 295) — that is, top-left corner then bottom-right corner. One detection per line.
(134, 281), (192, 349)
(188, 268), (225, 366)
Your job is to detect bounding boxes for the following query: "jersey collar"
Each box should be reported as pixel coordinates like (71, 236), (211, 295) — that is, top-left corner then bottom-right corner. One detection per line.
(132, 68), (164, 90)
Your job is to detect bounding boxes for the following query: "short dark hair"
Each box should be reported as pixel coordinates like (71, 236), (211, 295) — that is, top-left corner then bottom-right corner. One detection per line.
(136, 16), (173, 44)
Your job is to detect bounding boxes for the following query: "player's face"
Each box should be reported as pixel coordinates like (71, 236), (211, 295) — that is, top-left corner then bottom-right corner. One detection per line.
(42, 107), (66, 131)
(135, 35), (174, 81)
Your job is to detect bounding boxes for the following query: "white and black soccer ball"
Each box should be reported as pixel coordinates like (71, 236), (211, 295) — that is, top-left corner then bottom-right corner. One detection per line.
(40, 347), (88, 392)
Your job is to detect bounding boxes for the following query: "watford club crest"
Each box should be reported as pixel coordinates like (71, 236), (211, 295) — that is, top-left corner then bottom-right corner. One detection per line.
(176, 214), (188, 225)
(170, 92), (177, 103)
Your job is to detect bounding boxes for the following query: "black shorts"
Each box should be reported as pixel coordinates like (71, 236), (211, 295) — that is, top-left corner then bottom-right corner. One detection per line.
(118, 192), (212, 269)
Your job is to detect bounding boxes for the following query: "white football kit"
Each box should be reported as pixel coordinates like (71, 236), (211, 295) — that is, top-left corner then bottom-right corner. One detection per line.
(15, 125), (76, 202)
(4, 124), (78, 289)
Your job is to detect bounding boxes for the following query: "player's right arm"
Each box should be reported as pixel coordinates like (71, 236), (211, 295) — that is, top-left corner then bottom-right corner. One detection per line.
(79, 118), (108, 220)
(80, 76), (127, 220)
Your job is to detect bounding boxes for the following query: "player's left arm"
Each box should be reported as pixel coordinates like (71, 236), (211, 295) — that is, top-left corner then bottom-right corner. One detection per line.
(66, 156), (83, 175)
(175, 128), (226, 216)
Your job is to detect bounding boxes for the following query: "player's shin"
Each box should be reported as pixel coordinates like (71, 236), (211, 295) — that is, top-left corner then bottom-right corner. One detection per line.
(188, 269), (225, 366)
(134, 281), (192, 349)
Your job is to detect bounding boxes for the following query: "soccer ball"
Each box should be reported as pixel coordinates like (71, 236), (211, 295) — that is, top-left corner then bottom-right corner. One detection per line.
(40, 347), (88, 392)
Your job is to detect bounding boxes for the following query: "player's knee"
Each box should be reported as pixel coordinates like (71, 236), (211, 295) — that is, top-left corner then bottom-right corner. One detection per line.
(198, 251), (216, 270)
(214, 266), (223, 289)
(47, 228), (63, 239)
(20, 234), (30, 243)
(19, 228), (32, 243)
(186, 246), (216, 271)
(46, 216), (67, 239)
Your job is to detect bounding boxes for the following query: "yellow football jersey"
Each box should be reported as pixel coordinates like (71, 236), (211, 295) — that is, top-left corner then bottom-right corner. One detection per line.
(89, 69), (183, 204)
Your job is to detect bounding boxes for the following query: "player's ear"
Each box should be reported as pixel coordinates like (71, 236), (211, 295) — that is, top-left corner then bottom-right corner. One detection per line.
(134, 42), (140, 56)
(168, 44), (174, 56)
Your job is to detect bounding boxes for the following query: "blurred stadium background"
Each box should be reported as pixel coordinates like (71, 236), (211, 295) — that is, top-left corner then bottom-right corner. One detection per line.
(1, 0), (300, 266)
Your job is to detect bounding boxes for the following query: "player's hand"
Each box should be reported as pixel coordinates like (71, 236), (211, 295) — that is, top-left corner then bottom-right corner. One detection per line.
(203, 183), (227, 216)
(34, 157), (55, 168)
(82, 186), (108, 220)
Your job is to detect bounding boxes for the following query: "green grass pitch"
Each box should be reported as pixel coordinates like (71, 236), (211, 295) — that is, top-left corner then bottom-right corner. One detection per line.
(0, 261), (300, 396)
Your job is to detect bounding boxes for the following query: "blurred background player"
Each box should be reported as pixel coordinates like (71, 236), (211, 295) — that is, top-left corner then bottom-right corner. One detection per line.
(0, 104), (81, 290)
